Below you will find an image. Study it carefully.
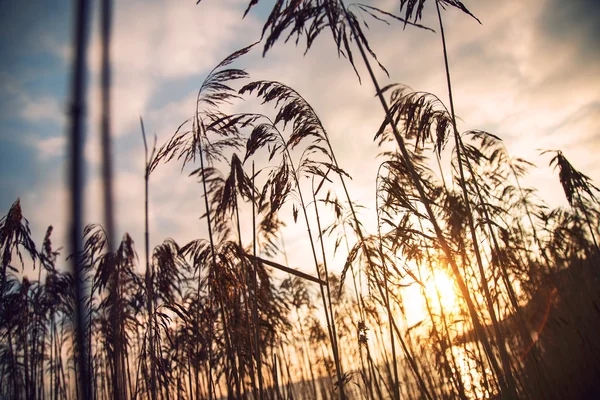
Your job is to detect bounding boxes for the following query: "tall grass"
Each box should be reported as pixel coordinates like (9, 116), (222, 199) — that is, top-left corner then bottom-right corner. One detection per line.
(2, 1), (600, 399)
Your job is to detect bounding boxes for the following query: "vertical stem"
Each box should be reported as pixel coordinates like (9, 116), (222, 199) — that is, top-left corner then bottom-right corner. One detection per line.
(197, 116), (215, 400)
(340, 224), (373, 399)
(312, 181), (345, 396)
(272, 352), (281, 400)
(99, 0), (122, 397)
(374, 165), (400, 400)
(252, 161), (265, 399)
(68, 0), (91, 398)
(140, 119), (157, 400)
(378, 252), (401, 400)
(232, 190), (258, 398)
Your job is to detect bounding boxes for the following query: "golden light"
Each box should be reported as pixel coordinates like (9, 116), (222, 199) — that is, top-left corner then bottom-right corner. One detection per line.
(425, 269), (460, 314)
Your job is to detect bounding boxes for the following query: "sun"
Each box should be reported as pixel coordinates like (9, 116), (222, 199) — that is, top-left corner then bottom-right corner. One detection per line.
(425, 269), (460, 313)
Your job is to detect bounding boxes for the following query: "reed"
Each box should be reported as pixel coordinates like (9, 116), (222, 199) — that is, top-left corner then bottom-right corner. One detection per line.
(2, 1), (600, 399)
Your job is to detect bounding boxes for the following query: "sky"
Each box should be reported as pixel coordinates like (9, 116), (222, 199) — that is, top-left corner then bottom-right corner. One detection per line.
(0, 0), (599, 281)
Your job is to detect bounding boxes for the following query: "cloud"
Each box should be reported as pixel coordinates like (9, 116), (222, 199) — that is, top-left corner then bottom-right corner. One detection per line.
(21, 179), (69, 256)
(84, 0), (261, 140)
(538, 0), (600, 62)
(30, 135), (66, 160)
(21, 96), (64, 125)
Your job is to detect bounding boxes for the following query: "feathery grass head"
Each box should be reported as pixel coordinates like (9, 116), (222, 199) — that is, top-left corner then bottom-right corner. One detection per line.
(40, 226), (60, 273)
(0, 198), (37, 273)
(376, 86), (452, 156)
(544, 150), (599, 207)
(398, 0), (480, 24)
(240, 80), (329, 152)
(216, 0), (421, 79)
(152, 239), (188, 304)
(154, 43), (257, 172)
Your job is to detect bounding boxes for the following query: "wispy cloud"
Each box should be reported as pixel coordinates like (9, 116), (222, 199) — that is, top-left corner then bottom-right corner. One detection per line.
(21, 96), (64, 125)
(29, 135), (66, 160)
(84, 0), (260, 139)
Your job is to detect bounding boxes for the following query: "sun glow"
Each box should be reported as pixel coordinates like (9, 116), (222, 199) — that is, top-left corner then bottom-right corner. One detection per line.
(425, 269), (460, 314)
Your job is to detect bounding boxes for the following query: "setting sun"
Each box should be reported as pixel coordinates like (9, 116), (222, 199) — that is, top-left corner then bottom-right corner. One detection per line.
(425, 269), (460, 313)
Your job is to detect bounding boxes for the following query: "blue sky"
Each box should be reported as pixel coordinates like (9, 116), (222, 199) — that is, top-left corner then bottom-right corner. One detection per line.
(0, 0), (70, 204)
(1, 0), (599, 275)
